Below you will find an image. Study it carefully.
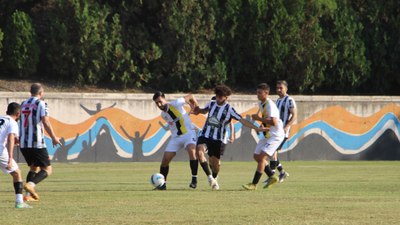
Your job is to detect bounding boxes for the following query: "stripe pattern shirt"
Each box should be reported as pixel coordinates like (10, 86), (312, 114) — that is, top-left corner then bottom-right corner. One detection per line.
(259, 98), (284, 139)
(276, 95), (297, 137)
(0, 115), (19, 156)
(200, 100), (242, 142)
(161, 97), (194, 137)
(19, 97), (49, 148)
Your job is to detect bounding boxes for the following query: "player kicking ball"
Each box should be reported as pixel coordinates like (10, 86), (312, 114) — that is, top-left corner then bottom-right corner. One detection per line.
(242, 83), (285, 190)
(0, 103), (32, 208)
(152, 91), (200, 190)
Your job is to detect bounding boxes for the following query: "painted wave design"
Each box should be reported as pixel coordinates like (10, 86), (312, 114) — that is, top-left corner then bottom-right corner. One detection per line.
(283, 112), (400, 154)
(46, 104), (400, 158)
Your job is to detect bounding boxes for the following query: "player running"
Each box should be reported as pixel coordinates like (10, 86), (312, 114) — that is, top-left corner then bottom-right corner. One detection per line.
(193, 85), (266, 190)
(242, 83), (285, 190)
(0, 103), (32, 208)
(19, 83), (61, 201)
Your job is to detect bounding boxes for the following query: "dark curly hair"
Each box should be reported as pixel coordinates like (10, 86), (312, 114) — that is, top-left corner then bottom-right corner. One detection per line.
(214, 85), (232, 97)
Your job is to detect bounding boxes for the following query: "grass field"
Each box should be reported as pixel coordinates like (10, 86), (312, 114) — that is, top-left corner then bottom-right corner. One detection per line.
(0, 161), (399, 225)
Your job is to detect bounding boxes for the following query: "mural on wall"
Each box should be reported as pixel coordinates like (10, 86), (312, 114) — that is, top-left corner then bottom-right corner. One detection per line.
(22, 103), (399, 162)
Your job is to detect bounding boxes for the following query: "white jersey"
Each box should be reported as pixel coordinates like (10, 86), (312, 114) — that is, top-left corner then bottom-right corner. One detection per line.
(0, 115), (19, 156)
(161, 97), (194, 137)
(258, 98), (284, 139)
(276, 95), (296, 137)
(19, 97), (49, 148)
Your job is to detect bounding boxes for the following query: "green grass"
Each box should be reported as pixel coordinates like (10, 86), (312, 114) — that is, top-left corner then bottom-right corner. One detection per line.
(1, 161), (399, 225)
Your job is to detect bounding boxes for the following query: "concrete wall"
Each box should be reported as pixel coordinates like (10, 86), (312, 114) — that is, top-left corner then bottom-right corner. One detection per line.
(1, 92), (399, 162)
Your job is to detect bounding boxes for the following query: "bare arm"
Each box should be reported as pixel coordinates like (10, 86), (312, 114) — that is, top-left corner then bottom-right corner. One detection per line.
(6, 133), (15, 170)
(285, 107), (297, 131)
(229, 122), (235, 143)
(239, 118), (266, 132)
(42, 116), (61, 147)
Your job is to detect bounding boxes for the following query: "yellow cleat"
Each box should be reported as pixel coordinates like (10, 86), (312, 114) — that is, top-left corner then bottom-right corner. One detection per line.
(23, 183), (40, 200)
(263, 176), (278, 189)
(242, 183), (257, 190)
(23, 195), (39, 202)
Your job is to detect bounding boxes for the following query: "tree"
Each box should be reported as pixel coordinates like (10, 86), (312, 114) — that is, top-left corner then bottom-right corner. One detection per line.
(1, 10), (39, 77)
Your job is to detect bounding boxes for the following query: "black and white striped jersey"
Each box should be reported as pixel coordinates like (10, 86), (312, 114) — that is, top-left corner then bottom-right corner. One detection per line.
(276, 95), (296, 137)
(200, 100), (242, 142)
(19, 97), (49, 148)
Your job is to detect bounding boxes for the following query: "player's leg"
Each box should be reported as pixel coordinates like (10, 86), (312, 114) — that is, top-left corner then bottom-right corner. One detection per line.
(24, 148), (52, 198)
(196, 137), (212, 178)
(185, 143), (198, 188)
(242, 152), (267, 190)
(10, 168), (32, 208)
(272, 138), (289, 182)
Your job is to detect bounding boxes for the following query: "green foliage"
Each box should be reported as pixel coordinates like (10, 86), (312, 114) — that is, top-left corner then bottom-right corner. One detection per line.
(1, 10), (39, 77)
(0, 28), (3, 62)
(0, 0), (398, 93)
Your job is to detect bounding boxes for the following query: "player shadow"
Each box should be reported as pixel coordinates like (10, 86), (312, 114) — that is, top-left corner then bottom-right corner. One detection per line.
(80, 102), (117, 115)
(53, 134), (80, 162)
(120, 124), (151, 162)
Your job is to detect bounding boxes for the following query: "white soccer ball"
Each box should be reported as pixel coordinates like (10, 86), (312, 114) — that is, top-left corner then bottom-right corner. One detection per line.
(150, 173), (165, 188)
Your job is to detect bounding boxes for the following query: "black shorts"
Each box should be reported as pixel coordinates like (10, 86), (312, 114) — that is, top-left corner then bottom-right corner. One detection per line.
(20, 148), (51, 167)
(276, 137), (288, 151)
(197, 136), (223, 159)
(220, 143), (227, 156)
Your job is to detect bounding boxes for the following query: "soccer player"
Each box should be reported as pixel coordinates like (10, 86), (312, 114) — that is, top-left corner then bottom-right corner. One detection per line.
(0, 102), (32, 208)
(269, 80), (297, 183)
(193, 85), (265, 190)
(152, 91), (200, 190)
(242, 83), (285, 190)
(20, 83), (61, 201)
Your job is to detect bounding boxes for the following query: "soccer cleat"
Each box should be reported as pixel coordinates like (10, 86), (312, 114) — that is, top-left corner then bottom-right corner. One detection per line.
(208, 176), (216, 187)
(23, 183), (40, 200)
(279, 172), (289, 183)
(189, 177), (197, 189)
(263, 176), (278, 189)
(154, 183), (167, 190)
(23, 195), (39, 202)
(15, 202), (33, 209)
(242, 183), (257, 190)
(212, 179), (220, 190)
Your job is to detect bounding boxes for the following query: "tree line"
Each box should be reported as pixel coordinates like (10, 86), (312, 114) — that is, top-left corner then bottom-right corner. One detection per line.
(0, 0), (399, 94)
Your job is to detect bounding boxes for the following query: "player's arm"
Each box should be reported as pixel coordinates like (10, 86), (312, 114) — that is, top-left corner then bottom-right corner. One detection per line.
(42, 116), (61, 147)
(229, 122), (235, 143)
(6, 133), (15, 170)
(259, 116), (279, 127)
(285, 107), (297, 131)
(239, 118), (266, 132)
(183, 94), (199, 108)
(251, 108), (262, 122)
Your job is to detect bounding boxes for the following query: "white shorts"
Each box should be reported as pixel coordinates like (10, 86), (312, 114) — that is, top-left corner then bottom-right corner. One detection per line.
(165, 131), (197, 153)
(254, 136), (284, 157)
(0, 151), (19, 174)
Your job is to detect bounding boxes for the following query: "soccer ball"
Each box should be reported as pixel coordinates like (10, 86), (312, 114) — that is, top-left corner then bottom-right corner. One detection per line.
(150, 173), (165, 188)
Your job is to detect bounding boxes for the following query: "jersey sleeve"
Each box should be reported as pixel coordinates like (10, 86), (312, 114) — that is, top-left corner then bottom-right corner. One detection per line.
(7, 120), (19, 137)
(229, 106), (243, 121)
(39, 101), (49, 117)
(203, 101), (212, 111)
(267, 101), (280, 119)
(174, 97), (186, 107)
(288, 97), (296, 109)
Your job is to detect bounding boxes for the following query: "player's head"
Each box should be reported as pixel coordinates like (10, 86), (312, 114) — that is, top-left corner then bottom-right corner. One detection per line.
(214, 85), (231, 105)
(30, 83), (44, 98)
(256, 83), (270, 101)
(153, 91), (167, 111)
(6, 102), (21, 121)
(276, 80), (288, 97)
